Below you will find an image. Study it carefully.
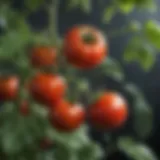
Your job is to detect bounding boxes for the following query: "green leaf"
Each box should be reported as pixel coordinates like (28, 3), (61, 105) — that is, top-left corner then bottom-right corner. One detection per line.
(133, 98), (153, 139)
(46, 125), (90, 150)
(78, 142), (103, 160)
(2, 132), (21, 154)
(125, 83), (143, 98)
(67, 0), (81, 10)
(80, 0), (91, 13)
(67, 0), (91, 13)
(100, 57), (125, 81)
(124, 37), (156, 71)
(118, 137), (157, 160)
(25, 0), (45, 11)
(54, 146), (74, 160)
(125, 84), (153, 139)
(134, 0), (157, 11)
(0, 19), (32, 60)
(0, 31), (29, 59)
(145, 20), (160, 50)
(103, 6), (116, 23)
(124, 37), (140, 61)
(119, 1), (135, 14)
(138, 45), (156, 71)
(52, 126), (100, 160)
(1, 115), (23, 154)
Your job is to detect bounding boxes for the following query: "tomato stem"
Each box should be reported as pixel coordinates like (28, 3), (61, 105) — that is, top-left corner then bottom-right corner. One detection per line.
(82, 32), (97, 44)
(14, 52), (32, 109)
(48, 0), (59, 45)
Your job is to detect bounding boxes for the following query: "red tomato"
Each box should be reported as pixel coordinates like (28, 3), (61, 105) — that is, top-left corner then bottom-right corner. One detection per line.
(64, 25), (107, 69)
(30, 46), (57, 68)
(29, 73), (67, 106)
(0, 76), (19, 101)
(88, 92), (128, 130)
(19, 101), (29, 116)
(49, 100), (85, 132)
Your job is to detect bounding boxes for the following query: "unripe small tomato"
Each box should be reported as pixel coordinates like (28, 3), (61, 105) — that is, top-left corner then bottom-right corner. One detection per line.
(19, 101), (29, 116)
(0, 76), (19, 101)
(29, 73), (67, 106)
(49, 100), (85, 132)
(30, 46), (57, 68)
(40, 138), (53, 150)
(88, 92), (128, 130)
(64, 25), (107, 69)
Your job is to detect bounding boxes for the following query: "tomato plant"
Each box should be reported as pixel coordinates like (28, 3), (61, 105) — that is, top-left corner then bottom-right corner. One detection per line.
(29, 73), (67, 106)
(0, 0), (156, 159)
(64, 25), (107, 69)
(88, 92), (128, 130)
(49, 100), (85, 132)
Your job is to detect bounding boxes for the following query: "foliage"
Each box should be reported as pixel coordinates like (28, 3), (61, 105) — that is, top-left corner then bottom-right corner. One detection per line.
(125, 84), (153, 139)
(0, 0), (158, 160)
(118, 137), (157, 160)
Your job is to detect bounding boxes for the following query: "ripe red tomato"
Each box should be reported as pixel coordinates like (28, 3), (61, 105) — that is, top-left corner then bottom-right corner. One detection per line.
(0, 76), (19, 101)
(88, 92), (128, 130)
(19, 101), (29, 116)
(64, 25), (107, 69)
(29, 73), (67, 106)
(49, 100), (85, 132)
(30, 46), (57, 68)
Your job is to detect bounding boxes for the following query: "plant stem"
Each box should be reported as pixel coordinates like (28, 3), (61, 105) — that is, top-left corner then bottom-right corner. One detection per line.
(15, 58), (29, 107)
(48, 0), (59, 45)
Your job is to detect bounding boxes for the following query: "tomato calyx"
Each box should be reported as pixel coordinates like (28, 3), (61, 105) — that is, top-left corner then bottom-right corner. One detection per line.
(82, 32), (97, 44)
(89, 90), (105, 104)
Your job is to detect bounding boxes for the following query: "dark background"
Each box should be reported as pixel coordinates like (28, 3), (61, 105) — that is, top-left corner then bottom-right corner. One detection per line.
(9, 0), (160, 159)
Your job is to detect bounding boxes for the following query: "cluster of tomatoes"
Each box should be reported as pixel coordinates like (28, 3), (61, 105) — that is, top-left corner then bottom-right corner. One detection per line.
(0, 25), (128, 133)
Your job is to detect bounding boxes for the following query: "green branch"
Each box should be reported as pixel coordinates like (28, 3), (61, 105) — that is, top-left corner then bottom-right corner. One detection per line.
(48, 0), (59, 45)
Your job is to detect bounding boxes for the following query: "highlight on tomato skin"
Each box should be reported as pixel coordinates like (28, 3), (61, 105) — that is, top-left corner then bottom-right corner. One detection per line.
(63, 25), (108, 69)
(88, 92), (128, 130)
(49, 99), (85, 132)
(0, 76), (19, 101)
(29, 73), (67, 106)
(30, 46), (57, 68)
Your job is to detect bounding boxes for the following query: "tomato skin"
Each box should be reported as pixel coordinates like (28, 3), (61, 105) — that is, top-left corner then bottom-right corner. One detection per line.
(0, 76), (19, 101)
(49, 100), (85, 132)
(88, 92), (128, 130)
(29, 73), (67, 106)
(19, 101), (29, 116)
(30, 47), (57, 68)
(64, 25), (107, 69)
